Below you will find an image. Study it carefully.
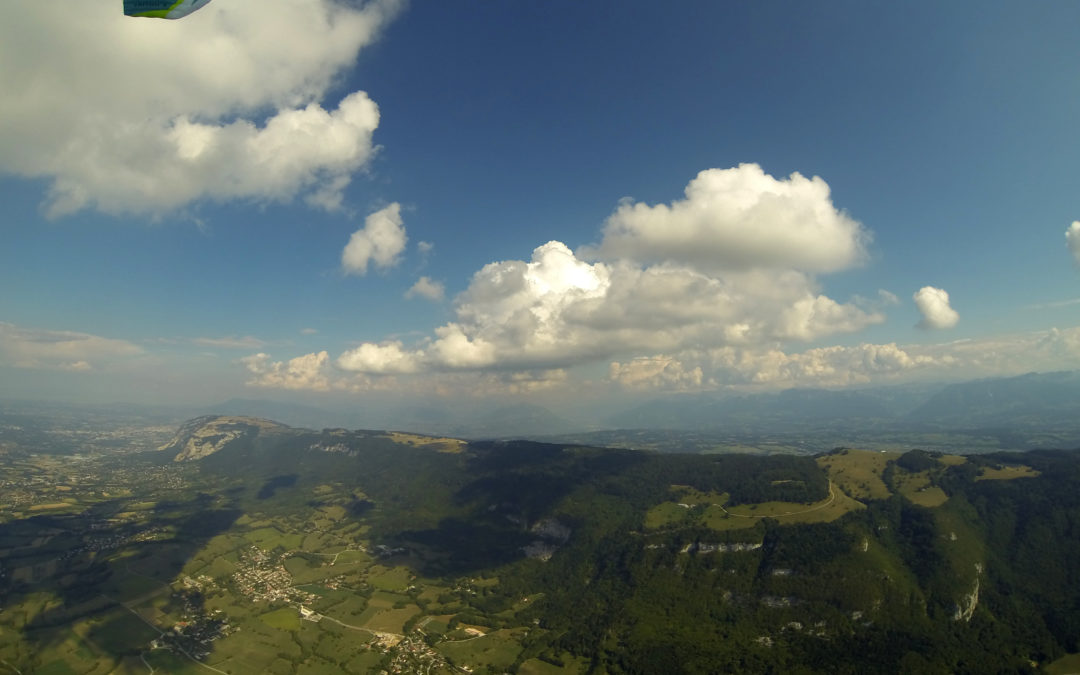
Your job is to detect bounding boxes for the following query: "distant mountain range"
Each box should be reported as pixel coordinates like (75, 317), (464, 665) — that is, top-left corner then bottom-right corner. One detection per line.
(199, 370), (1080, 440)
(605, 370), (1080, 434)
(907, 370), (1080, 427)
(6, 370), (1080, 444)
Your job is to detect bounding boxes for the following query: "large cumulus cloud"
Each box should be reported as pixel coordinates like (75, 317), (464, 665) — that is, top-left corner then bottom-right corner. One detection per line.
(319, 165), (884, 382)
(586, 163), (868, 274)
(0, 0), (401, 217)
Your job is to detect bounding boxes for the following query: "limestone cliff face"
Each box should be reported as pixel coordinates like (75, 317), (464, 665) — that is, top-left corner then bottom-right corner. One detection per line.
(158, 415), (288, 461)
(953, 563), (983, 622)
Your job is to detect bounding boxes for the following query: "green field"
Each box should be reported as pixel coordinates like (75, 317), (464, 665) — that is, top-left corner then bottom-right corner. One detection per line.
(26, 633), (105, 675)
(260, 607), (301, 631)
(976, 464), (1040, 481)
(1046, 652), (1080, 675)
(817, 450), (897, 500)
(368, 565), (413, 591)
(438, 629), (524, 671)
(144, 650), (209, 674)
(937, 454), (968, 466)
(644, 501), (693, 529)
(892, 469), (949, 507)
(363, 606), (418, 633)
(647, 480), (863, 532)
(208, 620), (302, 673)
(713, 482), (862, 527)
(244, 527), (303, 550)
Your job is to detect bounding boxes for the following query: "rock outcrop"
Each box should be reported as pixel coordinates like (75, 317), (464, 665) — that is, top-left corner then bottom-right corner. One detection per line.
(158, 415), (287, 461)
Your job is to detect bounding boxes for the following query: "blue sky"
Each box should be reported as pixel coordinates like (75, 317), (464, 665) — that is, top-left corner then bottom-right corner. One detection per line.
(2, 0), (1079, 411)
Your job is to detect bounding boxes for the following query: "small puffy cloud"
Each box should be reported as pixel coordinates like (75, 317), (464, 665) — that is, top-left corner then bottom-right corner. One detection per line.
(0, 0), (401, 217)
(914, 286), (959, 329)
(405, 276), (445, 301)
(300, 327), (319, 335)
(337, 341), (421, 374)
(587, 164), (868, 274)
(1067, 221), (1080, 264)
(0, 322), (141, 371)
(417, 241), (434, 254)
(241, 351), (334, 391)
(342, 203), (407, 275)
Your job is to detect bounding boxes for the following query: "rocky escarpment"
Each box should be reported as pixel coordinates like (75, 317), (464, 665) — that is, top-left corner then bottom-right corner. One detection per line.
(158, 415), (288, 461)
(953, 563), (983, 622)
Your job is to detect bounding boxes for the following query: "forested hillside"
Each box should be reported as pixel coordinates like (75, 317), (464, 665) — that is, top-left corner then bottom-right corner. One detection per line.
(3, 416), (1080, 673)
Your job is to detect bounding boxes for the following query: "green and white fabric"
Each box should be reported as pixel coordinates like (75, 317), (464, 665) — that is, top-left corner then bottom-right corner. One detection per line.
(123, 0), (213, 19)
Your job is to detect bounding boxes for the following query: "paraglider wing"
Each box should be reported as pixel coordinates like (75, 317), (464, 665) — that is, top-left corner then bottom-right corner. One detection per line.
(124, 0), (213, 19)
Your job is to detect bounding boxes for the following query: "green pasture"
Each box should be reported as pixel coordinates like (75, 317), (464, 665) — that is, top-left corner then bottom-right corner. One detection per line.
(437, 629), (524, 672)
(363, 606), (418, 633)
(976, 464), (1040, 481)
(816, 450), (897, 501)
(260, 606), (301, 631)
(1046, 653), (1080, 675)
(368, 565), (413, 591)
(244, 527), (303, 551)
(892, 469), (949, 508)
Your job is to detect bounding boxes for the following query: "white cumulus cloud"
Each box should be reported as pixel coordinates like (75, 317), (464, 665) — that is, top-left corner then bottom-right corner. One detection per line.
(405, 276), (445, 301)
(241, 351), (335, 391)
(342, 203), (407, 275)
(248, 166), (887, 385)
(1067, 221), (1080, 264)
(337, 238), (881, 375)
(609, 340), (961, 393)
(0, 0), (401, 218)
(914, 286), (959, 330)
(337, 341), (421, 375)
(586, 163), (868, 274)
